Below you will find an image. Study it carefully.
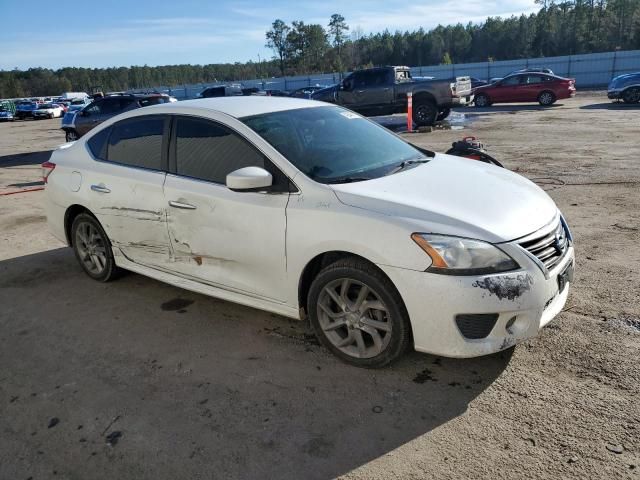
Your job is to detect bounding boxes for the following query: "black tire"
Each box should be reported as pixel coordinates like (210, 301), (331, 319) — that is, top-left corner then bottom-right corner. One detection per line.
(412, 100), (438, 126)
(474, 93), (490, 107)
(71, 213), (120, 282)
(538, 90), (556, 106)
(65, 130), (79, 142)
(307, 257), (412, 368)
(437, 107), (451, 122)
(622, 87), (640, 104)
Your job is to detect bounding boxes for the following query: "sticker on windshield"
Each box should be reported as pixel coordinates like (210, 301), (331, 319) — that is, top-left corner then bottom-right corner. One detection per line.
(340, 111), (360, 119)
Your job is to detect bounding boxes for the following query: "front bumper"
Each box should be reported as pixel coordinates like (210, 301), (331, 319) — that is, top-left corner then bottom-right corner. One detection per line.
(607, 90), (621, 99)
(450, 94), (474, 107)
(380, 241), (575, 358)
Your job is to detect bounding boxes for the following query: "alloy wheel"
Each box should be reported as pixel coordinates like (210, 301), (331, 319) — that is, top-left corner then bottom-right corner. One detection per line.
(540, 92), (554, 105)
(316, 278), (393, 359)
(74, 221), (108, 275)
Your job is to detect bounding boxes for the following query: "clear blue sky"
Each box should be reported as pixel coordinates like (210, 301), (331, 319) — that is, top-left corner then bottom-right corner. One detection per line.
(0, 0), (539, 70)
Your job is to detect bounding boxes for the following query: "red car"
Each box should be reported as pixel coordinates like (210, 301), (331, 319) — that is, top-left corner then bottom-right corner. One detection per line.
(474, 73), (576, 107)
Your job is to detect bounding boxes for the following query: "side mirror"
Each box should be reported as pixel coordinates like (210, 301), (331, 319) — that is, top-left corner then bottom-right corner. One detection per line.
(226, 166), (272, 192)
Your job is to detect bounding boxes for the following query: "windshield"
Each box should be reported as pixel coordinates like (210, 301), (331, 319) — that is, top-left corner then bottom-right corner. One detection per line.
(242, 106), (427, 183)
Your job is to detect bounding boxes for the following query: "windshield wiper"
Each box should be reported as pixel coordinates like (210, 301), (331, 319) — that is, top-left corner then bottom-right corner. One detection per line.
(386, 158), (429, 176)
(325, 176), (371, 184)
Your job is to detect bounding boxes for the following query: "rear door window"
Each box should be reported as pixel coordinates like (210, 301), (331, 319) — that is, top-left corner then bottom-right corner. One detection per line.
(501, 75), (522, 86)
(106, 116), (167, 170)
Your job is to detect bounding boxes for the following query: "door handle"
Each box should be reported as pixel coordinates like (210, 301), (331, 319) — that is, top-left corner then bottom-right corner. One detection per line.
(356, 90), (365, 93)
(168, 200), (197, 210)
(90, 184), (111, 193)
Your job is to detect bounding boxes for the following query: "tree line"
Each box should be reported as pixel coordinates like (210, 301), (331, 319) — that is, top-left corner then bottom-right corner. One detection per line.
(1, 0), (639, 98)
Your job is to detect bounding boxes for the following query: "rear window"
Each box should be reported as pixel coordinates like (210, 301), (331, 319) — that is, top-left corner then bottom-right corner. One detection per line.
(106, 116), (165, 170)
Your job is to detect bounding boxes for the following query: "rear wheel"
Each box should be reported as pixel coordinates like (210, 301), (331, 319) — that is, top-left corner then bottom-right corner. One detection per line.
(538, 91), (556, 106)
(622, 87), (640, 104)
(71, 213), (120, 282)
(412, 101), (438, 126)
(308, 257), (412, 368)
(437, 108), (451, 122)
(474, 93), (490, 107)
(65, 129), (79, 142)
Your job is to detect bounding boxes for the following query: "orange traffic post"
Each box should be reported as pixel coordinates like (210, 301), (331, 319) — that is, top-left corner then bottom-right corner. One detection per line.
(406, 91), (413, 132)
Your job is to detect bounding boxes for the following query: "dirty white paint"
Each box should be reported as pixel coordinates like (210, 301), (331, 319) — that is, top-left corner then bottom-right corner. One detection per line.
(44, 98), (574, 358)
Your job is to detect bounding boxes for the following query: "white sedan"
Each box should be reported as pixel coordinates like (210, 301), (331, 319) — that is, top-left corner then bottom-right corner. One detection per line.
(43, 97), (574, 367)
(33, 103), (65, 119)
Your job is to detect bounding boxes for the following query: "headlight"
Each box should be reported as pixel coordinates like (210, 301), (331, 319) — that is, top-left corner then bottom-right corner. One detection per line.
(411, 233), (519, 275)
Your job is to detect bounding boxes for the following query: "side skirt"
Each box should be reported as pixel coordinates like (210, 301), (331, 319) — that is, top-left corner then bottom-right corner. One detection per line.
(113, 250), (300, 320)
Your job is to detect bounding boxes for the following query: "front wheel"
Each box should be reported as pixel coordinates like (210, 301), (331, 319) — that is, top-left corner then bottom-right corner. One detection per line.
(622, 87), (640, 104)
(65, 129), (79, 142)
(538, 91), (556, 106)
(437, 107), (451, 122)
(412, 101), (438, 126)
(308, 257), (412, 368)
(71, 213), (120, 282)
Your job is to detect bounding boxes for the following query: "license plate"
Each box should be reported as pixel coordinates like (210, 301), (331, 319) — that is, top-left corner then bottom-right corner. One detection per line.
(557, 261), (574, 293)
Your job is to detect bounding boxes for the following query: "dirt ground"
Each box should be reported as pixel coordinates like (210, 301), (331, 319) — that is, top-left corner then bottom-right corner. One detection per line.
(0, 92), (638, 480)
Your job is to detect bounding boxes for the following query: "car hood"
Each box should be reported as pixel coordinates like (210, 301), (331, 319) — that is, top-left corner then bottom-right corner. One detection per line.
(330, 153), (558, 243)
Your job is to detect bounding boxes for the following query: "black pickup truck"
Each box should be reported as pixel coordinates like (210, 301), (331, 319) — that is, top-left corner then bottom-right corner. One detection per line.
(311, 66), (473, 126)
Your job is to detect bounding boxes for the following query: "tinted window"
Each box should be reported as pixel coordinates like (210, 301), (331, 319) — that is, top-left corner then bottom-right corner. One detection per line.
(107, 116), (165, 170)
(501, 75), (522, 86)
(175, 117), (267, 184)
(139, 96), (169, 107)
(525, 75), (544, 84)
(100, 98), (131, 114)
(84, 101), (101, 115)
(87, 127), (110, 160)
(202, 87), (225, 98)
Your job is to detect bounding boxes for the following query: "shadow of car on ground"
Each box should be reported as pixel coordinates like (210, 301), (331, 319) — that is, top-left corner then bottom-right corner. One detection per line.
(579, 102), (640, 110)
(0, 247), (514, 479)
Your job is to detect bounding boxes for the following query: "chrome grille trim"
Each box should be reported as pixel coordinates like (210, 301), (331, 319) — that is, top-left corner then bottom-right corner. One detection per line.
(519, 219), (569, 271)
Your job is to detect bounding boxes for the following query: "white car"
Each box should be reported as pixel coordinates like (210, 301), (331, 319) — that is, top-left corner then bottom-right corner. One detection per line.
(33, 103), (64, 119)
(43, 97), (574, 367)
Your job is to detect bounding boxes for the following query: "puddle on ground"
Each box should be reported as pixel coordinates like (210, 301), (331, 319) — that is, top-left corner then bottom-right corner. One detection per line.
(373, 111), (475, 133)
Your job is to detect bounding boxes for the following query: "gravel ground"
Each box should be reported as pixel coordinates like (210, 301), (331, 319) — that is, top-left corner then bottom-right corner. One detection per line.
(0, 92), (638, 480)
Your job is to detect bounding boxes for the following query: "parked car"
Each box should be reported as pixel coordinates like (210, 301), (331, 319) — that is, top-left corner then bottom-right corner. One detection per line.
(474, 73), (576, 107)
(197, 85), (243, 98)
(44, 97), (574, 367)
(15, 102), (38, 120)
(312, 66), (473, 125)
(0, 107), (15, 122)
(290, 86), (329, 99)
(33, 103), (65, 119)
(0, 100), (16, 121)
(61, 93), (173, 142)
(491, 67), (555, 83)
(607, 72), (640, 104)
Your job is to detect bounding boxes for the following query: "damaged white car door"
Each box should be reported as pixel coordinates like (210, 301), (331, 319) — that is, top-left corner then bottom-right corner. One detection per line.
(162, 115), (289, 302)
(87, 115), (172, 268)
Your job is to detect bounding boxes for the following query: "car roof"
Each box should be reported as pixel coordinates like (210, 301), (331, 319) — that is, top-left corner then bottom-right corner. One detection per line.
(146, 96), (325, 119)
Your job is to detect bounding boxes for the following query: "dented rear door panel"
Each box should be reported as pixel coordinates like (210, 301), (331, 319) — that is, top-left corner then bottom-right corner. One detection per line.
(87, 162), (172, 268)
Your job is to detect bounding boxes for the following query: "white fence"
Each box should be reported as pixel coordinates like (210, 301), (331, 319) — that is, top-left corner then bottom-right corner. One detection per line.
(133, 49), (640, 100)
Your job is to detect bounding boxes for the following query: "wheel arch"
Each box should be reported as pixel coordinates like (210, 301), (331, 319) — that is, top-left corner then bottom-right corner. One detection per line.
(412, 91), (437, 106)
(64, 204), (96, 246)
(297, 250), (401, 318)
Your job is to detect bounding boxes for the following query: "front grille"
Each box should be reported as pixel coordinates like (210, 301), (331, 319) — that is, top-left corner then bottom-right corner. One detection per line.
(455, 314), (499, 339)
(519, 221), (568, 271)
